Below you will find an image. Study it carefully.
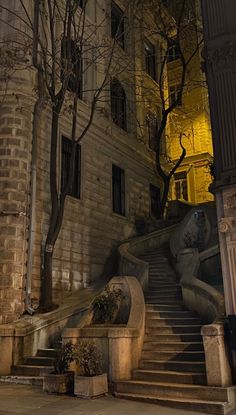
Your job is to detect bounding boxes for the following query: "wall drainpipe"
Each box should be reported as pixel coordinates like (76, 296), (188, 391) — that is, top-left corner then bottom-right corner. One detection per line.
(25, 0), (43, 314)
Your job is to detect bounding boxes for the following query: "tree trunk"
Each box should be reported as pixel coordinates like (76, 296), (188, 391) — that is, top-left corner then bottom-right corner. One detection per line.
(160, 177), (170, 218)
(40, 246), (56, 312)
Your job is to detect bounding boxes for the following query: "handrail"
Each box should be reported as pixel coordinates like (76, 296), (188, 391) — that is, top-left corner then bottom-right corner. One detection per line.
(170, 206), (225, 323)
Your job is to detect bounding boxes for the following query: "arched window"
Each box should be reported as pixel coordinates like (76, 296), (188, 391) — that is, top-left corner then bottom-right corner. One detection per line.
(110, 79), (127, 131)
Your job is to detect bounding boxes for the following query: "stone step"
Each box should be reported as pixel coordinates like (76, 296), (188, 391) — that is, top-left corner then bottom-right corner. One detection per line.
(141, 350), (205, 361)
(114, 392), (228, 414)
(149, 280), (177, 286)
(37, 348), (57, 358)
(145, 317), (201, 326)
(115, 380), (233, 402)
(143, 341), (204, 352)
(24, 356), (55, 366)
(0, 375), (43, 386)
(146, 298), (183, 307)
(11, 365), (53, 376)
(146, 310), (194, 318)
(148, 282), (179, 288)
(145, 294), (183, 302)
(145, 287), (182, 295)
(145, 325), (202, 334)
(140, 359), (206, 372)
(145, 304), (186, 311)
(132, 369), (207, 385)
(145, 290), (182, 296)
(144, 333), (202, 342)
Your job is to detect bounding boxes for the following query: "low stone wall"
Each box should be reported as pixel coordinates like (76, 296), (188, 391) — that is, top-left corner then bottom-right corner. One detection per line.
(0, 288), (99, 375)
(175, 248), (225, 323)
(118, 225), (177, 291)
(63, 276), (145, 382)
(169, 209), (232, 387)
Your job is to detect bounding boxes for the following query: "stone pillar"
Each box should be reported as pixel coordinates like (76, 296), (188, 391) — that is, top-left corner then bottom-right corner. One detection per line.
(201, 1), (236, 316)
(201, 323), (232, 387)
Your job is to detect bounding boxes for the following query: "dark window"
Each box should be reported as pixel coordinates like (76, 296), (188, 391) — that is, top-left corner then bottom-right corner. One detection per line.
(144, 39), (156, 80)
(111, 79), (127, 130)
(61, 136), (81, 199)
(111, 1), (125, 49)
(167, 40), (180, 62)
(61, 38), (82, 98)
(112, 164), (125, 216)
(78, 0), (84, 7)
(169, 85), (182, 106)
(147, 117), (158, 151)
(150, 184), (161, 219)
(174, 171), (188, 201)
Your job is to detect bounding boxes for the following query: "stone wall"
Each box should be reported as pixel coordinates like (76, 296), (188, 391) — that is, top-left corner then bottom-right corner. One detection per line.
(0, 89), (160, 322)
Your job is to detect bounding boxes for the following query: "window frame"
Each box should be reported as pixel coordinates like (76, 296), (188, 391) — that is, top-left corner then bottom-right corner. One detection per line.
(61, 136), (81, 200)
(111, 1), (125, 49)
(150, 184), (161, 219)
(110, 78), (127, 131)
(112, 164), (125, 216)
(61, 38), (83, 99)
(169, 84), (182, 106)
(144, 39), (156, 81)
(174, 171), (188, 201)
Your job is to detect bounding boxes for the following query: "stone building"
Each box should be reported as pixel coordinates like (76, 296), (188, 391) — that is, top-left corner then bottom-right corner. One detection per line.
(165, 0), (214, 204)
(0, 0), (166, 324)
(0, 1), (213, 324)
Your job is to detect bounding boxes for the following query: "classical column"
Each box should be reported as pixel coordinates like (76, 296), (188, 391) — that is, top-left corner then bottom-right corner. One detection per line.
(201, 0), (236, 316)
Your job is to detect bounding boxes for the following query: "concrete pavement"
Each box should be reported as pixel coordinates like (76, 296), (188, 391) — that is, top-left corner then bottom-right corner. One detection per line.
(0, 383), (208, 415)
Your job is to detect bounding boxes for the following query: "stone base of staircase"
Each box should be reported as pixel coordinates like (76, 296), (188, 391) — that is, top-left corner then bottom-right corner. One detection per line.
(0, 375), (43, 386)
(114, 247), (236, 415)
(114, 386), (236, 415)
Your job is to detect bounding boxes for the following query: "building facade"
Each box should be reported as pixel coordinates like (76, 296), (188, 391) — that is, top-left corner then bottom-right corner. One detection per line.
(0, 0), (214, 325)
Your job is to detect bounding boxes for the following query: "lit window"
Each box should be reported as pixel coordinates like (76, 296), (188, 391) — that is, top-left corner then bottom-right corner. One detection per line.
(144, 39), (156, 80)
(150, 184), (161, 218)
(112, 165), (125, 216)
(61, 38), (83, 98)
(61, 136), (81, 199)
(174, 171), (188, 201)
(110, 79), (127, 130)
(111, 1), (125, 49)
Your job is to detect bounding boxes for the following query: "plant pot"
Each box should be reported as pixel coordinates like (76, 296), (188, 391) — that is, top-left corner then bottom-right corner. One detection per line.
(43, 371), (74, 394)
(74, 373), (108, 398)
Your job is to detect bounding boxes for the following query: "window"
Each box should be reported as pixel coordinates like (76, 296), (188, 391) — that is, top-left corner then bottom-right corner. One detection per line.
(110, 79), (127, 130)
(146, 117), (158, 151)
(112, 164), (125, 216)
(78, 0), (84, 7)
(61, 38), (82, 98)
(144, 39), (156, 80)
(111, 1), (125, 49)
(167, 40), (180, 62)
(169, 85), (182, 106)
(61, 136), (81, 199)
(150, 184), (161, 219)
(174, 171), (188, 201)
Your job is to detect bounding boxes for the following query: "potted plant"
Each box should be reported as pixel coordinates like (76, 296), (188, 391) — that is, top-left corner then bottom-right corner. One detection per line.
(43, 341), (75, 394)
(73, 340), (108, 398)
(92, 285), (123, 324)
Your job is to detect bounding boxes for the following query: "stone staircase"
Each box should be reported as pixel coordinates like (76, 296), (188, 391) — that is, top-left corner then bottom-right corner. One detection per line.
(114, 247), (235, 414)
(1, 348), (57, 386)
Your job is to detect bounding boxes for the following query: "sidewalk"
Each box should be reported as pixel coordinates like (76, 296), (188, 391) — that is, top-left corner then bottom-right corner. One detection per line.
(0, 383), (207, 415)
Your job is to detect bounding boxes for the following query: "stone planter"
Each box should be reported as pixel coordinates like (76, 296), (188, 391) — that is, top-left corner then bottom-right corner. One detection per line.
(43, 371), (74, 394)
(74, 373), (108, 398)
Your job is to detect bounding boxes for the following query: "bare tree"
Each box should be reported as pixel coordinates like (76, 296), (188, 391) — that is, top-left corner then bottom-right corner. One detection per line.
(135, 0), (204, 217)
(0, 0), (130, 312)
